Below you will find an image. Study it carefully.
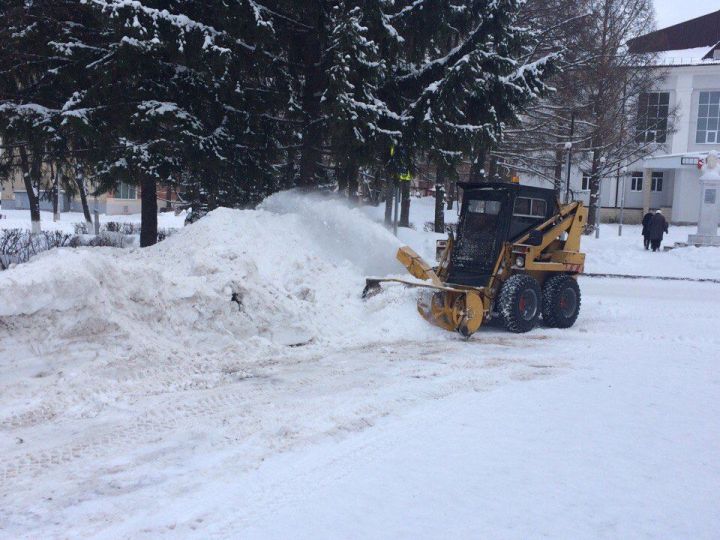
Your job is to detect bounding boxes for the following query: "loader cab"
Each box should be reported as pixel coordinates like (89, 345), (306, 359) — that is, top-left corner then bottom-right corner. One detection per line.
(448, 183), (557, 287)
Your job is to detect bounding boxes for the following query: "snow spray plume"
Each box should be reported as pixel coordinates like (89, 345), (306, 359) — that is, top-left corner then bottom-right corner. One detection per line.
(259, 190), (403, 277)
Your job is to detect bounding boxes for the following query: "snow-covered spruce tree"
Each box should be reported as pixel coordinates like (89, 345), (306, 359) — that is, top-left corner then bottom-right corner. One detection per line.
(173, 0), (290, 218)
(384, 0), (469, 229)
(268, 1), (329, 188)
(70, 1), (225, 246)
(0, 106), (54, 234)
(252, 1), (307, 190)
(252, 1), (399, 195)
(0, 1), (79, 233)
(373, 0), (466, 227)
(70, 1), (284, 244)
(383, 0), (558, 230)
(324, 1), (396, 202)
(46, 3), (112, 226)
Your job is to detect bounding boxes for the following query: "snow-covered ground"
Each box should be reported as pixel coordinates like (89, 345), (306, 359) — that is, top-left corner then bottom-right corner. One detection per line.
(1, 194), (719, 538)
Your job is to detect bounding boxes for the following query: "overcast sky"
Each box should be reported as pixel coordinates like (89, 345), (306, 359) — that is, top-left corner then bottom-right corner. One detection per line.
(653, 0), (716, 29)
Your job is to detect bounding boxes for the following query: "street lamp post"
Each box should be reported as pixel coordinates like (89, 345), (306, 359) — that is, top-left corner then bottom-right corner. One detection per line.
(618, 167), (627, 236)
(564, 111), (575, 204)
(595, 156), (606, 239)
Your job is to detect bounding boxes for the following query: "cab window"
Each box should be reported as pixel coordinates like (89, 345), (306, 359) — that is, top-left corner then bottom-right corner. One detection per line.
(514, 197), (546, 218)
(468, 199), (501, 215)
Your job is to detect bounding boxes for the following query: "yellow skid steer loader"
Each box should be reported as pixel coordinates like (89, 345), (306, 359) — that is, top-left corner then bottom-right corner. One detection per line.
(364, 182), (588, 337)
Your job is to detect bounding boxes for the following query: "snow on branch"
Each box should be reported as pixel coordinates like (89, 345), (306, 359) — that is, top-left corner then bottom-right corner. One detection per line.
(80, 0), (231, 54)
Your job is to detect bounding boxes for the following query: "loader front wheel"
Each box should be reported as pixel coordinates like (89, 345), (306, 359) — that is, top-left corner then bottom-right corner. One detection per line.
(542, 274), (581, 328)
(499, 274), (542, 333)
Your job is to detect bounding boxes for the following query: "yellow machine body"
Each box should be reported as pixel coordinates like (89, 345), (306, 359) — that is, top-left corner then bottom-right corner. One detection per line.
(363, 199), (588, 338)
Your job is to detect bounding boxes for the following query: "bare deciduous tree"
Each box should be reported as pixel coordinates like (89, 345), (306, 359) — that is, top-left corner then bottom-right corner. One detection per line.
(497, 0), (674, 233)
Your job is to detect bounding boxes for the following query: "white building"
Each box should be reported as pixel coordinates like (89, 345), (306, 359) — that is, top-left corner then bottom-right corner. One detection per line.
(526, 10), (720, 225)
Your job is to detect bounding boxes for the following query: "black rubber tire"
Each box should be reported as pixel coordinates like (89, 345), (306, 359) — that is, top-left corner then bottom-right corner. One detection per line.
(499, 274), (542, 333)
(542, 274), (581, 328)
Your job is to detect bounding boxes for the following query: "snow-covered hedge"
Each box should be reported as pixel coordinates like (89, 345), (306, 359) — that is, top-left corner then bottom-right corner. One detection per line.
(0, 226), (178, 270)
(0, 230), (75, 270)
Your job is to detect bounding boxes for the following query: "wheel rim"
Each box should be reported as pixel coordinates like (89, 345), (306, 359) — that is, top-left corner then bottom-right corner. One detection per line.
(558, 287), (577, 318)
(518, 289), (538, 321)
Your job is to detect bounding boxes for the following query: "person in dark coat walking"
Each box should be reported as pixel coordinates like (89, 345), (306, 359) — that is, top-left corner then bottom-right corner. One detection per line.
(648, 209), (668, 251)
(641, 210), (654, 249)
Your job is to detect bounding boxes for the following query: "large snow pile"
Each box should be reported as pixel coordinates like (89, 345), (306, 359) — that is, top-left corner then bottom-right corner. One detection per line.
(0, 193), (436, 358)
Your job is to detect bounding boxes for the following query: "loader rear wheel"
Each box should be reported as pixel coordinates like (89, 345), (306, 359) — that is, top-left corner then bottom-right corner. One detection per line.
(499, 274), (542, 333)
(542, 274), (581, 328)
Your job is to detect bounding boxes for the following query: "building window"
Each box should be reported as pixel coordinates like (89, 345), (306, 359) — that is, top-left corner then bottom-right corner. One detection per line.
(629, 172), (662, 192)
(651, 172), (663, 192)
(696, 91), (720, 144)
(115, 182), (137, 199)
(581, 176), (590, 191)
(637, 92), (669, 143)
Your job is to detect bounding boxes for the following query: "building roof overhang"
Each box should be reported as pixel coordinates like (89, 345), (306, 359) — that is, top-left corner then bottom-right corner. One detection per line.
(628, 10), (720, 54)
(642, 151), (711, 170)
(628, 10), (720, 67)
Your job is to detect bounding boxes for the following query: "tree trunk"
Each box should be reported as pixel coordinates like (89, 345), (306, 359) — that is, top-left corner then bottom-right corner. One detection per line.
(74, 165), (93, 224)
(553, 149), (564, 196)
(140, 175), (158, 247)
(445, 164), (456, 210)
(19, 145), (41, 233)
(336, 162), (347, 196)
(488, 154), (499, 180)
(384, 178), (393, 225)
(446, 178), (455, 210)
(370, 168), (382, 205)
(434, 164), (446, 233)
(399, 180), (410, 227)
(284, 148), (297, 189)
(51, 163), (60, 222)
(469, 147), (487, 182)
(346, 159), (359, 204)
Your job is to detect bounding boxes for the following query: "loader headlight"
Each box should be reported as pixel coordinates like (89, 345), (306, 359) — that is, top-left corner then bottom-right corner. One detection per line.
(515, 256), (525, 268)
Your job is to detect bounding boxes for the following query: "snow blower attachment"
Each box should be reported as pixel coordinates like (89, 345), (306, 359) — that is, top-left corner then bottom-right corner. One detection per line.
(363, 182), (588, 337)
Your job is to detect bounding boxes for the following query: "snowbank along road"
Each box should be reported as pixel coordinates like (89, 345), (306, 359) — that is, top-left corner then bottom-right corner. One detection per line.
(1, 193), (719, 538)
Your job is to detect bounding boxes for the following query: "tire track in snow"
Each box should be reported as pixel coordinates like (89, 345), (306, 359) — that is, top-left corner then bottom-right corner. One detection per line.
(0, 384), (267, 487)
(0, 348), (261, 430)
(0, 336), (559, 493)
